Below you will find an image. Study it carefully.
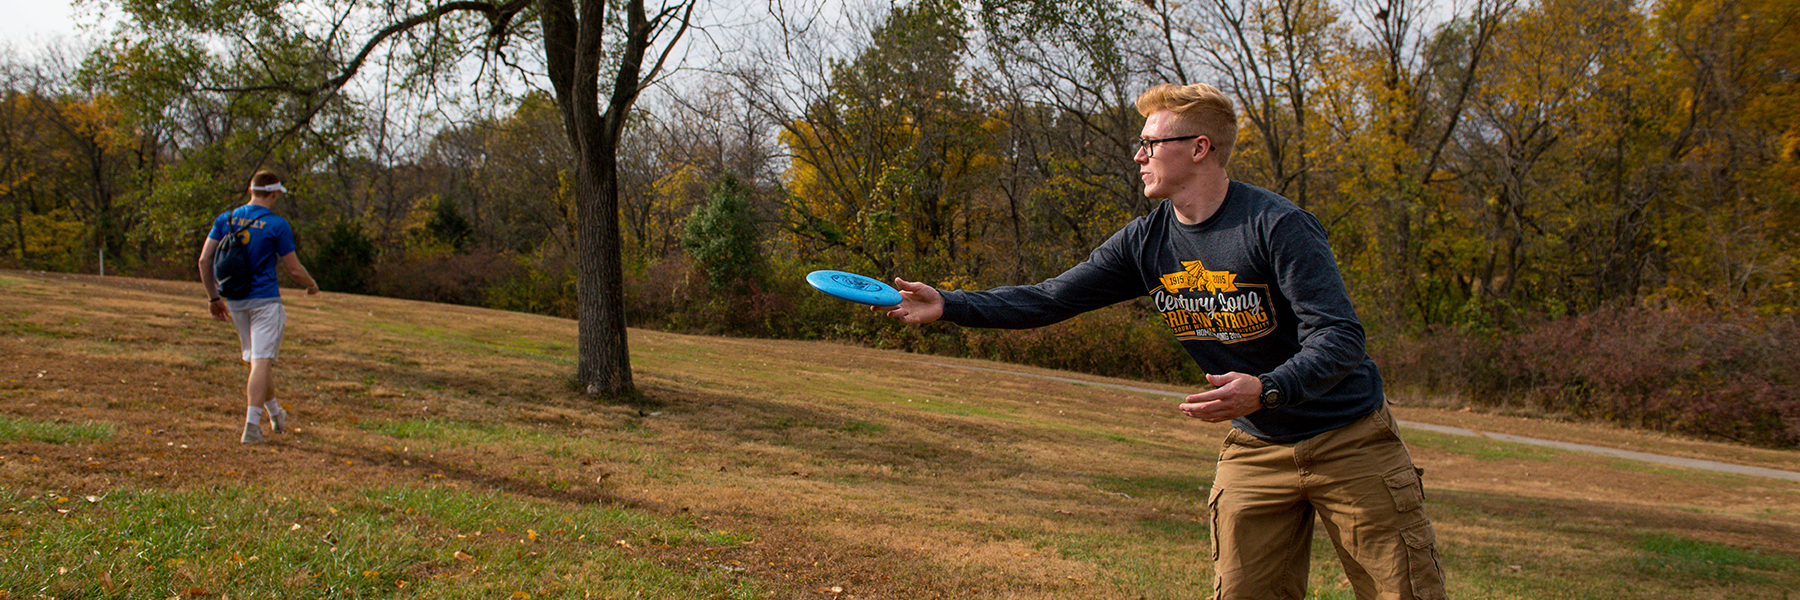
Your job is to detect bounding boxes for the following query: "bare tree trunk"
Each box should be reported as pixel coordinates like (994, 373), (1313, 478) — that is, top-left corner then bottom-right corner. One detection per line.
(573, 152), (633, 396)
(544, 0), (691, 398)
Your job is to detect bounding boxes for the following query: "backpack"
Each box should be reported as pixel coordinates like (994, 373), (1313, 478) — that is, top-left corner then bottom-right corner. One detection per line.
(213, 207), (270, 300)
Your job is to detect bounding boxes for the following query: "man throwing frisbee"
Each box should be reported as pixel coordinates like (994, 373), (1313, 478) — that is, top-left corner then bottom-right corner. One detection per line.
(878, 83), (1446, 599)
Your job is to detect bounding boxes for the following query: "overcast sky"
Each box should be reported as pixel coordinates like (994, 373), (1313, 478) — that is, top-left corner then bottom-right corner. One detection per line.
(2, 0), (99, 52)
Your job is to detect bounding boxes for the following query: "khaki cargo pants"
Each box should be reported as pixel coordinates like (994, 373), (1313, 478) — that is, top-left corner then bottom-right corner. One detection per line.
(1208, 404), (1446, 600)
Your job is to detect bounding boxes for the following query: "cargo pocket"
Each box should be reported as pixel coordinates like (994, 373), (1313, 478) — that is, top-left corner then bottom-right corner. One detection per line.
(1401, 519), (1447, 600)
(1206, 485), (1224, 561)
(1383, 465), (1424, 514)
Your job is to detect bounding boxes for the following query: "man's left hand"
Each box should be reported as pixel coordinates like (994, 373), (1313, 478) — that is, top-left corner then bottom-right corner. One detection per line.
(1179, 372), (1262, 422)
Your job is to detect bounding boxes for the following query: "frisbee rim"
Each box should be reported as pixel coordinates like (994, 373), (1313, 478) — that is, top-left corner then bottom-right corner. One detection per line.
(806, 270), (903, 306)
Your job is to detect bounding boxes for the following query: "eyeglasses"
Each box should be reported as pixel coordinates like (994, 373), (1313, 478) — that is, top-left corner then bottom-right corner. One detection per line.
(1137, 135), (1203, 158)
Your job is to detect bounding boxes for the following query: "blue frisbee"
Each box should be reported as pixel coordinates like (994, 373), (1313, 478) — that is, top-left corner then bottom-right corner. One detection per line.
(806, 270), (903, 306)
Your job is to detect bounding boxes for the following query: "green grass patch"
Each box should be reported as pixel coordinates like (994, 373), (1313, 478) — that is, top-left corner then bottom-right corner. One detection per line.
(839, 419), (887, 434)
(0, 415), (115, 444)
(368, 321), (576, 365)
(1091, 474), (1206, 500)
(357, 417), (550, 446)
(0, 486), (764, 599)
(1406, 430), (1568, 462)
(0, 319), (78, 339)
(1030, 529), (1215, 595)
(1633, 533), (1799, 585)
(905, 399), (1006, 419)
(1099, 431), (1157, 446)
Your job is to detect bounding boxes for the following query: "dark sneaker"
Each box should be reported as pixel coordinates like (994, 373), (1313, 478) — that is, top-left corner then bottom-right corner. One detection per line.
(242, 422), (266, 443)
(270, 409), (290, 434)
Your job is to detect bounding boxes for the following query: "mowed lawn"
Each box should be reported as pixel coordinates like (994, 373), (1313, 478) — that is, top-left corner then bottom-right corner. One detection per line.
(2, 270), (1797, 599)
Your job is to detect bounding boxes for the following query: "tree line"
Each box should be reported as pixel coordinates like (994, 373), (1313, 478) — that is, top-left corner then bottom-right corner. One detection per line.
(2, 0), (1795, 446)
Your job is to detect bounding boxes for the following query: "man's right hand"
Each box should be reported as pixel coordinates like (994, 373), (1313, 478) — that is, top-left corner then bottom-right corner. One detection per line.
(208, 298), (231, 321)
(874, 277), (944, 324)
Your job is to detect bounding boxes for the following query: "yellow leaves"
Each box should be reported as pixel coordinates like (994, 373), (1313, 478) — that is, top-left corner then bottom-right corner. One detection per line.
(0, 166), (34, 197)
(652, 164), (707, 204)
(13, 210), (87, 260)
(56, 94), (130, 151)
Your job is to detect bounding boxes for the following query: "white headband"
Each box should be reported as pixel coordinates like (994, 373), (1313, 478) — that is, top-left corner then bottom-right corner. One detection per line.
(250, 182), (287, 193)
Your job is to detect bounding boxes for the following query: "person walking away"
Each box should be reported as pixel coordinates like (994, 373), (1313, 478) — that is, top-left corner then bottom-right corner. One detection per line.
(876, 83), (1447, 599)
(197, 170), (320, 444)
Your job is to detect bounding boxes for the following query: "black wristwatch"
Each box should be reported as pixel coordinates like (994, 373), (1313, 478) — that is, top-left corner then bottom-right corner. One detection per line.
(1258, 375), (1283, 410)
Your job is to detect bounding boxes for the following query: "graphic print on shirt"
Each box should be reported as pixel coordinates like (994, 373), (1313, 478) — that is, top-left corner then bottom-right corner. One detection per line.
(1151, 259), (1276, 344)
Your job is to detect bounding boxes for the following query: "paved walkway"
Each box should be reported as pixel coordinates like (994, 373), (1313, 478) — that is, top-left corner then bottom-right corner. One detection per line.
(906, 360), (1800, 483)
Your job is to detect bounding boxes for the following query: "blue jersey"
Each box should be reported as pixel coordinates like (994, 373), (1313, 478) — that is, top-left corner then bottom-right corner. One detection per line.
(208, 204), (296, 301)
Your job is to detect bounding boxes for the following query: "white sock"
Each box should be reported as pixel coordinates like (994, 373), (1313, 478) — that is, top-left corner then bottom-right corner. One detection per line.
(247, 405), (265, 425)
(265, 399), (282, 414)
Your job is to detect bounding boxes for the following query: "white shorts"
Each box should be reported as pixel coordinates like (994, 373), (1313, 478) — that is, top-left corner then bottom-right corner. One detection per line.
(229, 298), (287, 362)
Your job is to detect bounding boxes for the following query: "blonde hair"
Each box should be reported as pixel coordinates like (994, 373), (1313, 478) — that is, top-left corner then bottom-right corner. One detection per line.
(1135, 83), (1237, 166)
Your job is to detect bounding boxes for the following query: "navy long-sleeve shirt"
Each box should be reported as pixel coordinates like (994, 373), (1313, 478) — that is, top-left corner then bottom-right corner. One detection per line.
(940, 180), (1383, 442)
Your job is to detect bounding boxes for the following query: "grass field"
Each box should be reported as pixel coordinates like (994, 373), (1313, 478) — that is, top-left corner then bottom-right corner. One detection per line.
(2, 270), (1797, 599)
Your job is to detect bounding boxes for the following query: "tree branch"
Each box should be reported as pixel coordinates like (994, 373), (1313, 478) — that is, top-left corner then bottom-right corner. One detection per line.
(226, 1), (537, 148)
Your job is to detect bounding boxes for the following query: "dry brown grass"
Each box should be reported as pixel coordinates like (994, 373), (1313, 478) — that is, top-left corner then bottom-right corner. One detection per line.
(3, 270), (1798, 599)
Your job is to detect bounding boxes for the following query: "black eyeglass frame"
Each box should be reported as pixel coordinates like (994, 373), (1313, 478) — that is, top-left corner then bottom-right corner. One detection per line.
(1137, 134), (1206, 158)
